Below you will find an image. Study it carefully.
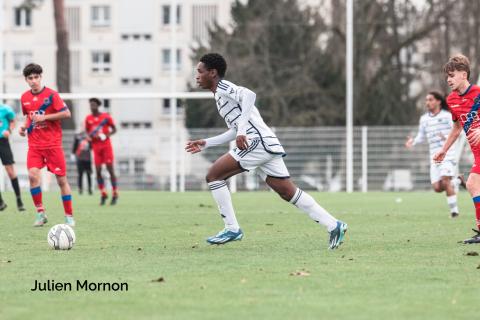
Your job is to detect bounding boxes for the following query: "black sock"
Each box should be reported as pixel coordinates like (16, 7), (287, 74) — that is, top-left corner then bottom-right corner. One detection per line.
(11, 177), (20, 198)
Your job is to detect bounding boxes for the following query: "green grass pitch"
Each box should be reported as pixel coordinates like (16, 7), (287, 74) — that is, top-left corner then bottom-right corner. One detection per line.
(0, 191), (479, 320)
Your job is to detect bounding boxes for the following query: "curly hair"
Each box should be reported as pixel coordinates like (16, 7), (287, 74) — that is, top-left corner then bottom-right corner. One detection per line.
(23, 63), (43, 77)
(89, 98), (102, 106)
(200, 53), (227, 77)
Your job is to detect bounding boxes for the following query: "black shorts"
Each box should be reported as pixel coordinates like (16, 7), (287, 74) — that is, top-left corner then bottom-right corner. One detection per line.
(0, 138), (15, 165)
(77, 160), (92, 173)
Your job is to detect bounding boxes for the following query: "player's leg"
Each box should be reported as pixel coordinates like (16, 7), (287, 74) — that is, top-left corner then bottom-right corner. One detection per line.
(56, 175), (74, 227)
(205, 152), (245, 244)
(0, 144), (9, 210)
(441, 176), (459, 218)
(106, 163), (118, 205)
(431, 181), (445, 193)
(430, 163), (444, 193)
(45, 147), (75, 227)
(29, 167), (47, 226)
(4, 164), (25, 211)
(465, 170), (480, 243)
(265, 175), (347, 249)
(27, 149), (47, 226)
(92, 145), (107, 203)
(77, 161), (84, 194)
(256, 153), (347, 249)
(86, 161), (93, 195)
(439, 161), (459, 218)
(1, 140), (24, 211)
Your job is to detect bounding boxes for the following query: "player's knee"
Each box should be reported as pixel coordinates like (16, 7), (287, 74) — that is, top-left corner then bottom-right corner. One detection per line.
(205, 173), (215, 183)
(466, 178), (476, 193)
(28, 172), (39, 185)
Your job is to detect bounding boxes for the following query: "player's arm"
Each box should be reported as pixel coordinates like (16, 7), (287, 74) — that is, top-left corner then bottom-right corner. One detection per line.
(32, 108), (71, 122)
(433, 120), (462, 162)
(406, 119), (425, 149)
(19, 99), (28, 137)
(235, 88), (256, 150)
(107, 123), (117, 137)
(185, 128), (236, 154)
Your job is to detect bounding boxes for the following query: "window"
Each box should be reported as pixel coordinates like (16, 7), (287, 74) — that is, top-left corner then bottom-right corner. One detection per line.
(14, 7), (32, 28)
(91, 6), (110, 27)
(161, 49), (181, 70)
(162, 99), (183, 114)
(13, 51), (32, 71)
(91, 51), (111, 74)
(119, 160), (130, 174)
(66, 7), (81, 42)
(134, 159), (145, 174)
(162, 4), (181, 25)
(161, 49), (170, 69)
(102, 99), (110, 109)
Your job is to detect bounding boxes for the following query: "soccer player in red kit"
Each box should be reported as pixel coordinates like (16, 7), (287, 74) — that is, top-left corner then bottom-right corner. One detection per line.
(19, 63), (75, 227)
(85, 98), (118, 205)
(434, 54), (480, 243)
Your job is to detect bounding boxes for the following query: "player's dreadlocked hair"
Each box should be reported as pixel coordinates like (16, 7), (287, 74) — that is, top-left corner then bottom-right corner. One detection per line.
(200, 53), (227, 78)
(23, 63), (43, 77)
(443, 54), (470, 80)
(428, 91), (448, 111)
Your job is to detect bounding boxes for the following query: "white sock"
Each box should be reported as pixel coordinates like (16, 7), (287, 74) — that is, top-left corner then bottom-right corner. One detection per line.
(447, 195), (458, 213)
(290, 188), (338, 232)
(208, 180), (240, 232)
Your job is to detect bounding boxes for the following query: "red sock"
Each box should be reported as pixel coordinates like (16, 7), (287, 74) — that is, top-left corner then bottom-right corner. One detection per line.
(30, 187), (44, 212)
(97, 177), (107, 196)
(474, 196), (480, 230)
(62, 194), (73, 216)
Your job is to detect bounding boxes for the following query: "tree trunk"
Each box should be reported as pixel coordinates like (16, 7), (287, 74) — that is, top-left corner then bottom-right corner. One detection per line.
(53, 0), (74, 129)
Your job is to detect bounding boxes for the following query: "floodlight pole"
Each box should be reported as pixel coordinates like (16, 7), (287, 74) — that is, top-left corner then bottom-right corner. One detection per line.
(169, 0), (178, 192)
(346, 0), (354, 193)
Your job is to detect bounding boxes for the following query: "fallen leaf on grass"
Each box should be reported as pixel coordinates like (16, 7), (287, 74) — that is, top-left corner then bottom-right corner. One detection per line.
(137, 247), (142, 251)
(151, 277), (165, 283)
(477, 265), (480, 269)
(466, 251), (479, 256)
(290, 270), (310, 277)
(265, 223), (274, 226)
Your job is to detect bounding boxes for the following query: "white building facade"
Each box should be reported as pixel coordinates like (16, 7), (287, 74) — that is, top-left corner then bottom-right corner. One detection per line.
(1, 0), (234, 189)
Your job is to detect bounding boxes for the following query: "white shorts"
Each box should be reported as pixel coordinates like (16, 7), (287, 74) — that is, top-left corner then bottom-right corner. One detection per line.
(430, 160), (456, 184)
(229, 138), (290, 181)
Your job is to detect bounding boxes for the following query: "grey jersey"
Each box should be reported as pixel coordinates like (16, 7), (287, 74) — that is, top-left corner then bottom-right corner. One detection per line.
(413, 109), (456, 163)
(214, 79), (285, 155)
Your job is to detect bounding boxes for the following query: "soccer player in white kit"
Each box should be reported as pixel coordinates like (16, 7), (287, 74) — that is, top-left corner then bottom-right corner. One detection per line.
(186, 53), (347, 249)
(405, 91), (465, 218)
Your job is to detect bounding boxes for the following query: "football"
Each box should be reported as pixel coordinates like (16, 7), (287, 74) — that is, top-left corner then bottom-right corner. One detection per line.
(47, 224), (76, 250)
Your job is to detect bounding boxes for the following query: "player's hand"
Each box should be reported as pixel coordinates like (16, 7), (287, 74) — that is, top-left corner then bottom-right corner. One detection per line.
(98, 133), (107, 141)
(236, 135), (249, 150)
(468, 128), (480, 146)
(405, 136), (414, 149)
(185, 140), (206, 154)
(2, 130), (10, 139)
(19, 126), (26, 137)
(433, 150), (446, 163)
(31, 113), (46, 123)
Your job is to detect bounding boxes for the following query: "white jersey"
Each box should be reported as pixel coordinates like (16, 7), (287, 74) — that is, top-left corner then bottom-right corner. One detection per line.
(413, 109), (456, 163)
(214, 79), (285, 155)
